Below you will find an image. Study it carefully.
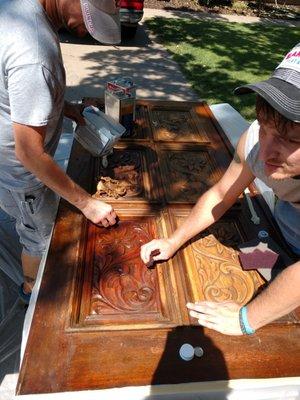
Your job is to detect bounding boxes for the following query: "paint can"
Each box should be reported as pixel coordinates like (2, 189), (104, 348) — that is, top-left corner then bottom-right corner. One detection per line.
(105, 77), (136, 137)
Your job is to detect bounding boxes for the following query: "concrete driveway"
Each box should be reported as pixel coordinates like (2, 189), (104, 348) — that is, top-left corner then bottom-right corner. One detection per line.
(60, 10), (200, 102)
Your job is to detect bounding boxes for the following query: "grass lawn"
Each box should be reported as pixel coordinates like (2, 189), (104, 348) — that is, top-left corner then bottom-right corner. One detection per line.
(146, 17), (300, 121)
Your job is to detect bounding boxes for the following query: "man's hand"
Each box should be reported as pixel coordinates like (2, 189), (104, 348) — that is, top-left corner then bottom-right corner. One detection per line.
(140, 238), (178, 267)
(64, 101), (85, 125)
(13, 122), (116, 228)
(187, 301), (243, 336)
(81, 197), (117, 227)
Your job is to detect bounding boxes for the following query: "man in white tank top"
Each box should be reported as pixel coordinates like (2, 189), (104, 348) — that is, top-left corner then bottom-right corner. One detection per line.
(141, 43), (300, 336)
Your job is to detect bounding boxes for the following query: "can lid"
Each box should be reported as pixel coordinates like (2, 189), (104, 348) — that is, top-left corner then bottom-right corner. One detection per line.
(258, 230), (269, 240)
(179, 343), (194, 361)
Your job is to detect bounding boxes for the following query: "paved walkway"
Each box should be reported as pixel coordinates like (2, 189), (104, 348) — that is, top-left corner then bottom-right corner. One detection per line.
(61, 8), (299, 103)
(61, 9), (202, 103)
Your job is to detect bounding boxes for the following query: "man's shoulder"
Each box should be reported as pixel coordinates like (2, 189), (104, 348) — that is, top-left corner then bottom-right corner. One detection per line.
(234, 121), (257, 159)
(1, 0), (60, 69)
(244, 120), (260, 159)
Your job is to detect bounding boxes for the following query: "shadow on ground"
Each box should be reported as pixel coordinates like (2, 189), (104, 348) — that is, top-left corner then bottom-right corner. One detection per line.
(61, 22), (199, 102)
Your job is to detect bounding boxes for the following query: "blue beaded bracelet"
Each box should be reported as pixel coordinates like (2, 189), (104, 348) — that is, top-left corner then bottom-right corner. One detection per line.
(239, 306), (255, 335)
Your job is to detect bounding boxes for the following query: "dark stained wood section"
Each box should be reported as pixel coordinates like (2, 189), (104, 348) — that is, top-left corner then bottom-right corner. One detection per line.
(149, 103), (211, 143)
(17, 100), (300, 395)
(93, 144), (164, 202)
(71, 209), (181, 330)
(158, 144), (221, 203)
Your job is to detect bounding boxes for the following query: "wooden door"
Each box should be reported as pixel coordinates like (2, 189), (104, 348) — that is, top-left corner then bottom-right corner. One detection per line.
(17, 101), (300, 395)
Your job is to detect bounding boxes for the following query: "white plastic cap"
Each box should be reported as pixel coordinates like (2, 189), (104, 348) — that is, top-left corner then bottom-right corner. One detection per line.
(179, 343), (194, 361)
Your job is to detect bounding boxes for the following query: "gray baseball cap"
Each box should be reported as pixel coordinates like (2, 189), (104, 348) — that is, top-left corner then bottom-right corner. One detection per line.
(235, 43), (300, 122)
(80, 0), (121, 45)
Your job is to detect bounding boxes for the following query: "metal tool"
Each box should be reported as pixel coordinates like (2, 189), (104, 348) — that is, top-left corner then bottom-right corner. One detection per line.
(244, 188), (260, 225)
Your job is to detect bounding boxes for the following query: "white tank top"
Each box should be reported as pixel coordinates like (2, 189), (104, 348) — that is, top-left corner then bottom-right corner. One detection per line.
(245, 120), (300, 253)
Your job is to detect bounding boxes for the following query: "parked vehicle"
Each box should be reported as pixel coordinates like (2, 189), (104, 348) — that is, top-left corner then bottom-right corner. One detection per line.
(120, 0), (144, 39)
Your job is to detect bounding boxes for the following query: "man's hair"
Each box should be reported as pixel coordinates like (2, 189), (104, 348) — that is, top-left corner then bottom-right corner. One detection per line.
(256, 95), (296, 136)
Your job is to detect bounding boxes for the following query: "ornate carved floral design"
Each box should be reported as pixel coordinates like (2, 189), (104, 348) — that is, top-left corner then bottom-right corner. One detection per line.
(163, 151), (213, 201)
(195, 222), (241, 260)
(152, 110), (195, 140)
(91, 220), (159, 315)
(189, 221), (264, 304)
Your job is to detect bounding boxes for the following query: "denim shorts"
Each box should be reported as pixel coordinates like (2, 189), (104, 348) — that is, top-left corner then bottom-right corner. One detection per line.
(0, 186), (59, 257)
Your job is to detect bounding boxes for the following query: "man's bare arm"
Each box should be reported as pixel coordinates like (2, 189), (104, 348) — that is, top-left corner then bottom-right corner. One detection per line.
(63, 101), (85, 125)
(13, 122), (116, 226)
(248, 260), (300, 329)
(141, 130), (255, 264)
(187, 260), (300, 335)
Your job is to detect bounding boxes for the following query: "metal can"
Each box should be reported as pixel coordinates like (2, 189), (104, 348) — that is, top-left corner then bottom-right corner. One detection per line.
(105, 77), (136, 137)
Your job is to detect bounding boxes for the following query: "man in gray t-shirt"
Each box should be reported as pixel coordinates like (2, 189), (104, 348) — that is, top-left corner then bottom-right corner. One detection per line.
(0, 0), (121, 300)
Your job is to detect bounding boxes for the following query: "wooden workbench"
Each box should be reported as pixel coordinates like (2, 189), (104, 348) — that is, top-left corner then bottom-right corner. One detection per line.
(17, 100), (300, 395)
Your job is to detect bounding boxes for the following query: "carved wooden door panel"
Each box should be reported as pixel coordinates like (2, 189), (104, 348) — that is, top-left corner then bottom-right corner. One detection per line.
(72, 208), (182, 330)
(17, 101), (300, 395)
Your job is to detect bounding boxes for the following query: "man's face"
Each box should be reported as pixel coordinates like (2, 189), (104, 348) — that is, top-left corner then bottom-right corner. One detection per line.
(258, 119), (300, 180)
(61, 1), (88, 37)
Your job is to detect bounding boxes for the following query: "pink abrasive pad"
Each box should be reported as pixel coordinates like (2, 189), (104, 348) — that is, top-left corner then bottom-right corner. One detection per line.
(238, 239), (279, 270)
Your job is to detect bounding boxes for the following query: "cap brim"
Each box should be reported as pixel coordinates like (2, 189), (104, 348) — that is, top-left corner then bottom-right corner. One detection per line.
(80, 1), (121, 45)
(234, 77), (300, 123)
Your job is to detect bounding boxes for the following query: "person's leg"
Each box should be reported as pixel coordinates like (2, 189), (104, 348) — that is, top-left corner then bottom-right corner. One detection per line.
(0, 186), (57, 299)
(13, 187), (58, 295)
(21, 252), (41, 294)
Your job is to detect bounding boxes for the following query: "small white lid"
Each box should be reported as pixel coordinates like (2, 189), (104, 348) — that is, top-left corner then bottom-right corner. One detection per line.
(179, 343), (194, 361)
(194, 346), (204, 358)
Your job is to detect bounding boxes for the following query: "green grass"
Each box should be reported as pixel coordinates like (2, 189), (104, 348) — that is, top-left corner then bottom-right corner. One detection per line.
(146, 18), (300, 121)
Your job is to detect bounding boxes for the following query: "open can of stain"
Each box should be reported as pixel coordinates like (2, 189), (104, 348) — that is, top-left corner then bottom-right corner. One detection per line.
(105, 77), (136, 137)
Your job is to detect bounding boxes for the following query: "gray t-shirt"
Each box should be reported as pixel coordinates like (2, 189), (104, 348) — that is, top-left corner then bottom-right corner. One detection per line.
(0, 0), (65, 192)
(245, 120), (300, 252)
